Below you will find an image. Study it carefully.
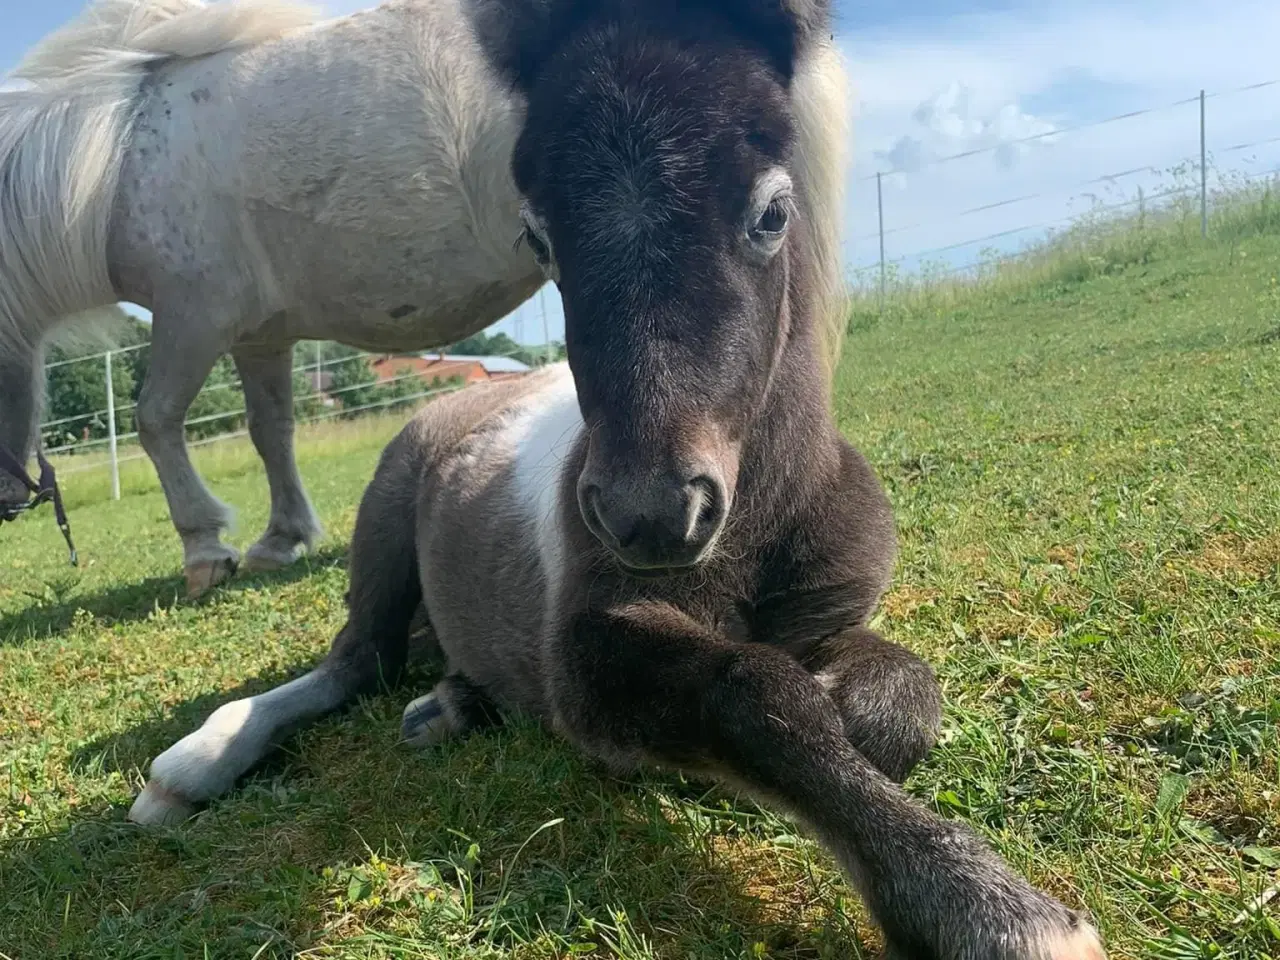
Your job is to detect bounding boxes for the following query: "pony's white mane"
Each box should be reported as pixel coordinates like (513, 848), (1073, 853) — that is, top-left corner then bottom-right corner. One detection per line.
(0, 0), (321, 346)
(790, 38), (851, 388)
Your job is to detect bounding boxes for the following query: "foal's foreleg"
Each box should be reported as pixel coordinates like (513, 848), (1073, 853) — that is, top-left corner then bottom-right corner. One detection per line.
(790, 626), (943, 784)
(129, 428), (427, 825)
(553, 605), (1105, 960)
(232, 343), (323, 572)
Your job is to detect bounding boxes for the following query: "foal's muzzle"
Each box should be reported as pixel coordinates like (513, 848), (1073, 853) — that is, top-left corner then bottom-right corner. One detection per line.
(578, 470), (729, 574)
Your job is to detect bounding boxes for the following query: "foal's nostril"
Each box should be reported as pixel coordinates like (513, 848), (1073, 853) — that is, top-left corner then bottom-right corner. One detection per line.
(585, 483), (638, 548)
(697, 499), (717, 528)
(686, 475), (726, 545)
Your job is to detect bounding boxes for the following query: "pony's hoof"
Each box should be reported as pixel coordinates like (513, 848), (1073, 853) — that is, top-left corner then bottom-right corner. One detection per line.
(242, 542), (302, 573)
(184, 557), (238, 599)
(127, 781), (198, 826)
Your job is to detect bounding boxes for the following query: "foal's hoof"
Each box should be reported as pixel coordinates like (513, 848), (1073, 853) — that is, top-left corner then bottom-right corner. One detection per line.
(401, 693), (454, 748)
(128, 781), (199, 826)
(1041, 921), (1107, 960)
(184, 557), (238, 599)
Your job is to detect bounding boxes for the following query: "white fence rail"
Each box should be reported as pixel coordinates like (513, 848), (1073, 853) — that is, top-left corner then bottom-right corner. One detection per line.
(41, 341), (557, 494)
(848, 78), (1280, 295)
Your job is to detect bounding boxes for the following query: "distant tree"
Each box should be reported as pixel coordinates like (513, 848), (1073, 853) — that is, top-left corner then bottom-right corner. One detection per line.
(184, 356), (246, 440)
(447, 332), (495, 355)
(447, 330), (564, 367)
(42, 344), (136, 451)
(526, 340), (567, 365)
(326, 346), (382, 417)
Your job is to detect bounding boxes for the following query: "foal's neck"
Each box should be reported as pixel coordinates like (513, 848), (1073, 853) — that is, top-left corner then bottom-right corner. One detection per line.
(737, 331), (843, 529)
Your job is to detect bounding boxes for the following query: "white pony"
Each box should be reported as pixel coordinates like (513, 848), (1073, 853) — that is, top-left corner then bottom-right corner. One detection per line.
(0, 0), (545, 596)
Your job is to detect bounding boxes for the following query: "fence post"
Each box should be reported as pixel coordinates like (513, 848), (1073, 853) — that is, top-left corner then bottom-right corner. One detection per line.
(1199, 88), (1207, 239)
(105, 351), (120, 500)
(539, 285), (551, 365)
(876, 171), (886, 313)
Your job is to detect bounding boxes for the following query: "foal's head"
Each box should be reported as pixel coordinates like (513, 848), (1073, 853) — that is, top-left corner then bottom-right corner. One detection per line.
(476, 0), (848, 574)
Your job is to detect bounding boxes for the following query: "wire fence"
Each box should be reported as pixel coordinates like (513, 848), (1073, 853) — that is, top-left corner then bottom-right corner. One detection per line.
(40, 339), (562, 495)
(846, 78), (1280, 298)
(35, 78), (1280, 496)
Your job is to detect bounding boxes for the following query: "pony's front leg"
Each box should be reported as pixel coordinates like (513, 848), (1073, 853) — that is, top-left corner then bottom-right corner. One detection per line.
(788, 625), (944, 785)
(136, 321), (238, 598)
(552, 603), (1106, 960)
(0, 333), (42, 510)
(232, 343), (322, 572)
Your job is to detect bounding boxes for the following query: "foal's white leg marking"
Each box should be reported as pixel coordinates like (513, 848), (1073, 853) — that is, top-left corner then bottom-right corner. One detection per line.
(128, 667), (347, 826)
(506, 364), (584, 617)
(1041, 923), (1107, 960)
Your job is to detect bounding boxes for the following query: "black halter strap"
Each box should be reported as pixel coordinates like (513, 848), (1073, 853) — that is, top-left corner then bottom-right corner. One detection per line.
(0, 444), (78, 566)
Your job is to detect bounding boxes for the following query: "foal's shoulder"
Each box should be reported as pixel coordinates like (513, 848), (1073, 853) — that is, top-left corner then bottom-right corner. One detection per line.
(750, 437), (897, 640)
(786, 436), (895, 567)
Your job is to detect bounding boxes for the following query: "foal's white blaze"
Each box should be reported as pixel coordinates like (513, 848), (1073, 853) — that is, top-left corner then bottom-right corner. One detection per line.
(128, 667), (346, 825)
(506, 363), (584, 618)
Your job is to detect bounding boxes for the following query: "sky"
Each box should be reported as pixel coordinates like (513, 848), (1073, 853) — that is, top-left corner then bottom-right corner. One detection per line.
(4, 0), (1279, 346)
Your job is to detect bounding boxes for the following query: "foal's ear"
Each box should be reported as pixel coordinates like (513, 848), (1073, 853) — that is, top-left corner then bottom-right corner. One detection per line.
(467, 0), (590, 91)
(707, 0), (834, 75)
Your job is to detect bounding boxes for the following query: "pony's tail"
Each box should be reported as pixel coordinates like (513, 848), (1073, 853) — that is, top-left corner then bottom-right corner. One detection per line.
(0, 0), (320, 351)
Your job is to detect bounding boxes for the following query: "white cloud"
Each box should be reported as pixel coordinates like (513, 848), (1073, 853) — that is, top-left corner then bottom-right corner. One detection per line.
(874, 81), (1060, 174)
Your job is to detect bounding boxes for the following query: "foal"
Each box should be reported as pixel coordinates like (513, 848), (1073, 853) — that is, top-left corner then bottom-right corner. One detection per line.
(131, 1), (1106, 956)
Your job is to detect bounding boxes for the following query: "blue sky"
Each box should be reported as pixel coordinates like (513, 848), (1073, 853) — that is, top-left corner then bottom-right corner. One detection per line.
(5, 0), (1279, 346)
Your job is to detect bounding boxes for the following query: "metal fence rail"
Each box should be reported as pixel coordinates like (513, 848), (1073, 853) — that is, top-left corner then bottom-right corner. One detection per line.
(856, 78), (1279, 296)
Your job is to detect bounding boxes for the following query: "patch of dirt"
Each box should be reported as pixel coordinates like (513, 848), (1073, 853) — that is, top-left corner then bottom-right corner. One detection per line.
(1184, 782), (1278, 847)
(950, 543), (991, 571)
(1045, 545), (1082, 571)
(1188, 533), (1280, 580)
(879, 585), (942, 620)
(704, 835), (884, 955)
(969, 607), (1058, 644)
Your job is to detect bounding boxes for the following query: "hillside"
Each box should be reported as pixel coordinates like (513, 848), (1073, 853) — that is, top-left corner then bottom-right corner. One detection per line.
(831, 183), (1280, 959)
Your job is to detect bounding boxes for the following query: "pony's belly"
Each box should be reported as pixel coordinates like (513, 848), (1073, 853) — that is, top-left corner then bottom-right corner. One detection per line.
(242, 201), (544, 349)
(286, 274), (543, 352)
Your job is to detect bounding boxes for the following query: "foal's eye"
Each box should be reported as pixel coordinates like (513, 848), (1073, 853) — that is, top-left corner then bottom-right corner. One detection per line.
(524, 227), (551, 265)
(751, 198), (791, 241)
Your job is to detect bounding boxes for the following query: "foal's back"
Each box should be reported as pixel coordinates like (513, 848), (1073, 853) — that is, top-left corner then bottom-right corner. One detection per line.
(407, 364), (584, 719)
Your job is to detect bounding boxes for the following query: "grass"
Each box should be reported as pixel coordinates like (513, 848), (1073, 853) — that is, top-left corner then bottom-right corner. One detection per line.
(3, 189), (1280, 959)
